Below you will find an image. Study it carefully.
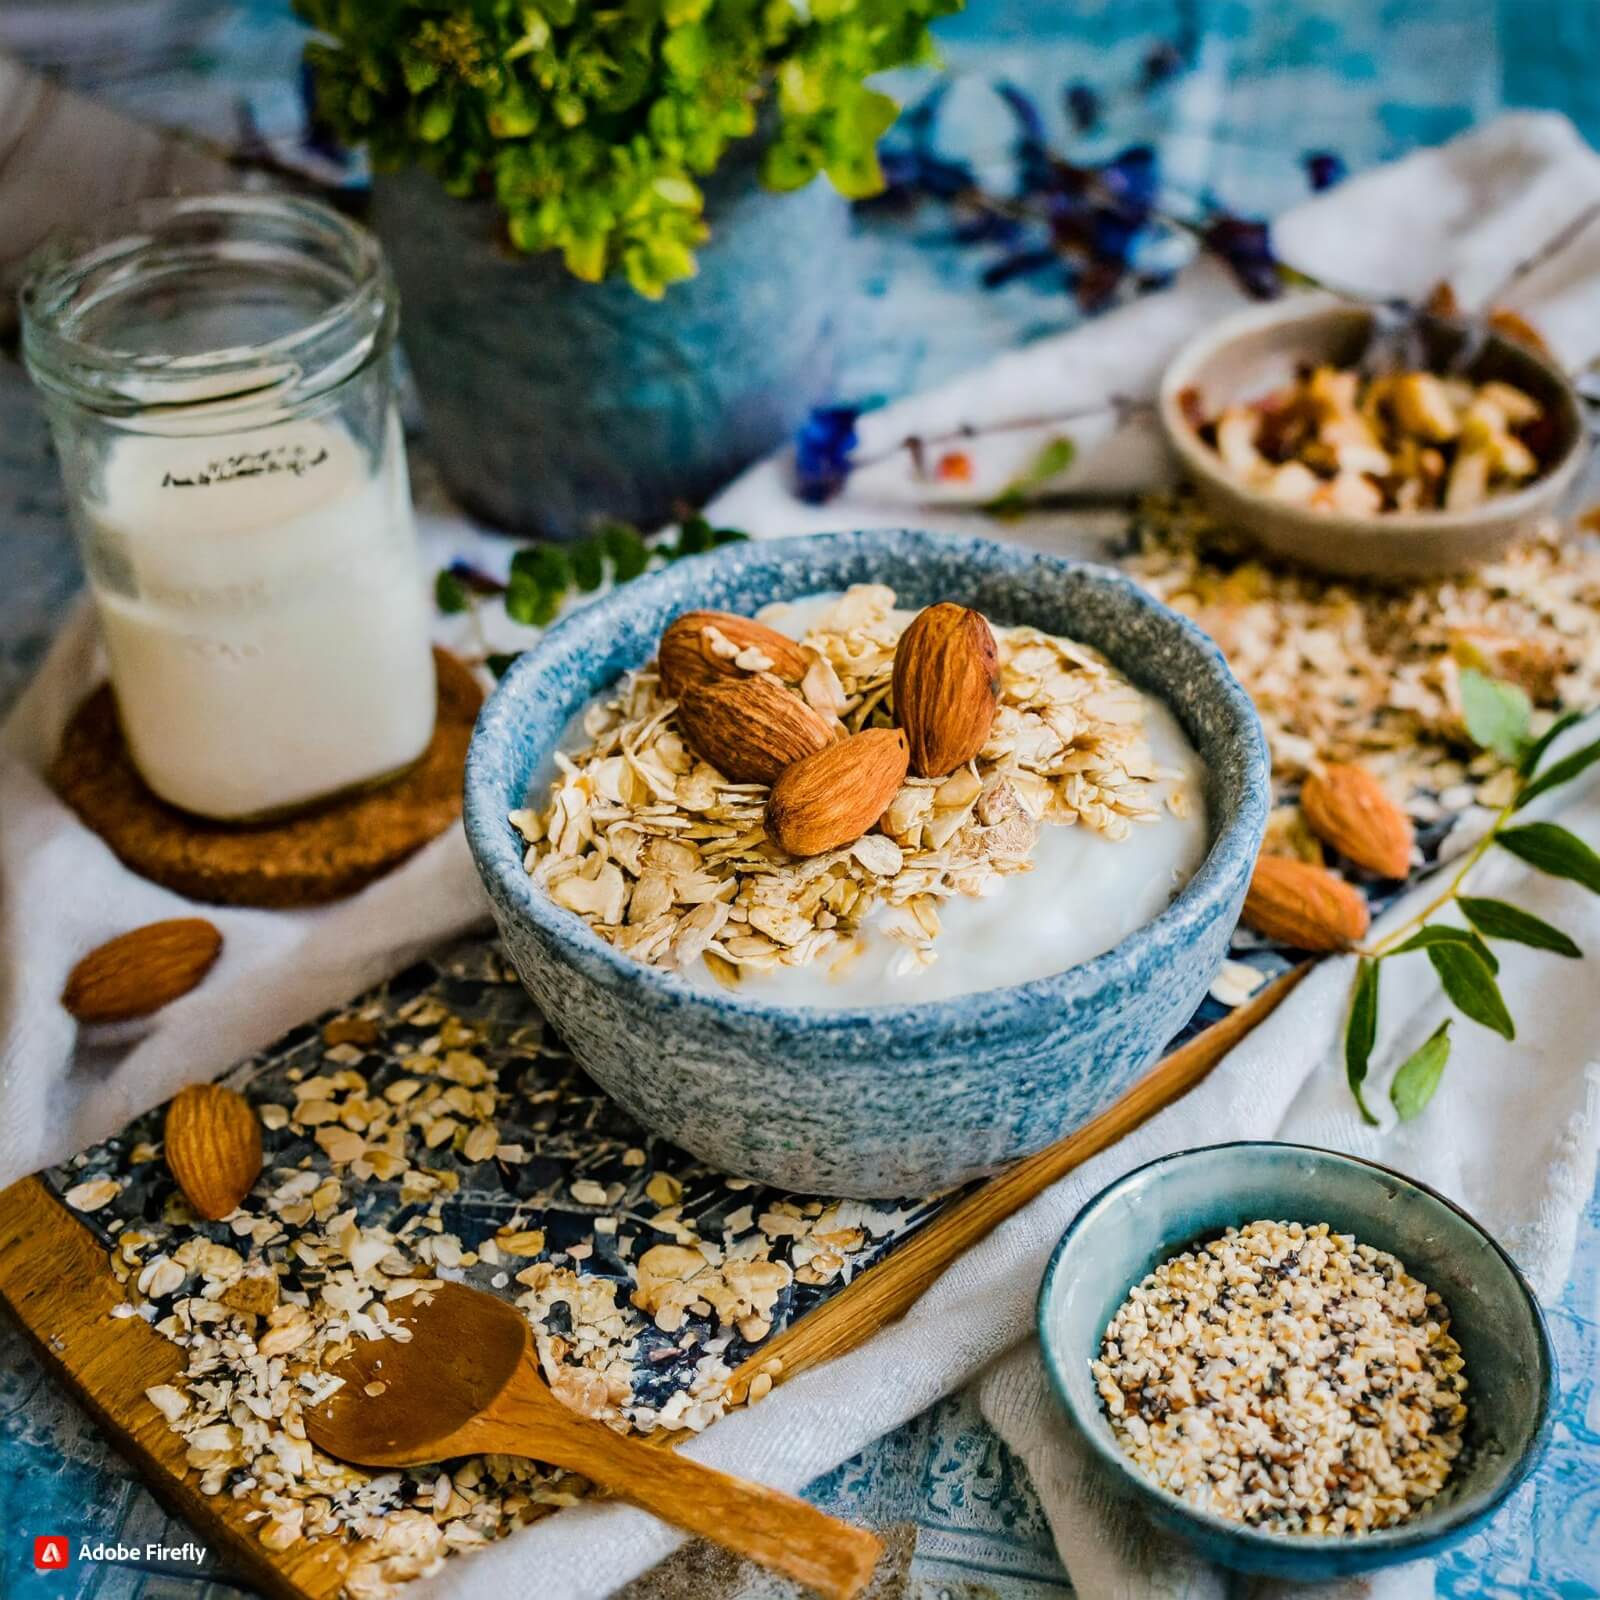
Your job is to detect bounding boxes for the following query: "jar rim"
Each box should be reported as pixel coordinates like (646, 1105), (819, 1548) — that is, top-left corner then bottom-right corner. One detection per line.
(19, 192), (395, 428)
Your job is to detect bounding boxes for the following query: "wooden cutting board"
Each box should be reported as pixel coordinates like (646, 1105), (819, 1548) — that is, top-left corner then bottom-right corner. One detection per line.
(0, 948), (1305, 1600)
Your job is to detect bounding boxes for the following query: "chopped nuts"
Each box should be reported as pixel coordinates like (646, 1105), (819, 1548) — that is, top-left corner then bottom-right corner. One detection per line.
(1191, 363), (1547, 513)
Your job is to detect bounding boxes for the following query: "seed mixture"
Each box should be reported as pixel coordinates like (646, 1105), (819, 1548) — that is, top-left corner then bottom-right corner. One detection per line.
(1092, 1220), (1468, 1534)
(1190, 364), (1550, 514)
(516, 583), (1187, 985)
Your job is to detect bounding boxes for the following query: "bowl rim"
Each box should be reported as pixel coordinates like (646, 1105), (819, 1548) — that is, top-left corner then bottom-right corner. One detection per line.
(1035, 1138), (1557, 1559)
(1157, 292), (1588, 539)
(463, 527), (1269, 1031)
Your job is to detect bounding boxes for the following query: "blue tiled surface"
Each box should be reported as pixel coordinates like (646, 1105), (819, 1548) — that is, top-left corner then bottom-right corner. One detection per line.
(1, 3), (1597, 1596)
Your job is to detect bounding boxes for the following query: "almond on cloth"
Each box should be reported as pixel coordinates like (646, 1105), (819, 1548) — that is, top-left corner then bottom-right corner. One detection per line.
(677, 674), (835, 785)
(657, 610), (807, 699)
(165, 1083), (262, 1221)
(1242, 855), (1370, 952)
(892, 602), (1000, 778)
(1299, 764), (1414, 879)
(765, 728), (910, 858)
(61, 918), (223, 1024)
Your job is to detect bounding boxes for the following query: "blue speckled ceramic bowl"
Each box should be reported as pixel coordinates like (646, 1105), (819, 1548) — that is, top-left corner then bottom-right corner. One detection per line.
(464, 529), (1269, 1196)
(1037, 1141), (1555, 1578)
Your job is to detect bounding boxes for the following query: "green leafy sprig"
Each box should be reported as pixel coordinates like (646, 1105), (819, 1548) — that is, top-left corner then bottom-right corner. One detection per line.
(436, 513), (747, 676)
(296, 0), (960, 297)
(1344, 668), (1600, 1124)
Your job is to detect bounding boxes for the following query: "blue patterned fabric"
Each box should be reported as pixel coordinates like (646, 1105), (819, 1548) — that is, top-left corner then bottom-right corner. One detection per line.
(2, 4), (1598, 1597)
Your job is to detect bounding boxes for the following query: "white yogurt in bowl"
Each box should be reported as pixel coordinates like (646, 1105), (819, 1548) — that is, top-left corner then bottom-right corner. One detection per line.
(514, 585), (1208, 1009)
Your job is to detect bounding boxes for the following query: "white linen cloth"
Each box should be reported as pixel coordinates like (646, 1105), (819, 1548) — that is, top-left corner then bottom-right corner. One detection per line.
(1, 110), (1598, 1599)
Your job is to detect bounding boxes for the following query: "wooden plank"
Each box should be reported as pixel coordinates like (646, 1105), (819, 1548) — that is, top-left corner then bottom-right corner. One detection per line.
(0, 1174), (350, 1600)
(0, 963), (1307, 1596)
(723, 962), (1312, 1401)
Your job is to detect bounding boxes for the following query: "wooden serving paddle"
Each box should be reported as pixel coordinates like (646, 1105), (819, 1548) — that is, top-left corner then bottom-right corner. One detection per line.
(303, 1281), (882, 1600)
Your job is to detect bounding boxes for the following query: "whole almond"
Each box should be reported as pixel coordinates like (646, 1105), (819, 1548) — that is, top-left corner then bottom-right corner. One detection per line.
(891, 602), (1000, 778)
(1300, 764), (1414, 879)
(62, 918), (223, 1024)
(678, 674), (835, 784)
(165, 1083), (262, 1221)
(658, 611), (808, 699)
(1241, 855), (1370, 952)
(766, 728), (910, 857)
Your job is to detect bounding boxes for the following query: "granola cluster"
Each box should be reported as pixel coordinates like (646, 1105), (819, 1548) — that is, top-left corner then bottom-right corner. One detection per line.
(516, 584), (1184, 984)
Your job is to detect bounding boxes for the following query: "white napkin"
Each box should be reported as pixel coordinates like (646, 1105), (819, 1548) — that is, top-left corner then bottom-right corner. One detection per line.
(2, 110), (1598, 1600)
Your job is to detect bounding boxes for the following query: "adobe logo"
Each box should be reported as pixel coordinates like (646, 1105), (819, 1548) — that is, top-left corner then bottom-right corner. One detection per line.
(33, 1536), (71, 1571)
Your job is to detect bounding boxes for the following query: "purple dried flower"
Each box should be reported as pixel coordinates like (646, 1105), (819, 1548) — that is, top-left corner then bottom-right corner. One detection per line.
(794, 406), (863, 504)
(1303, 151), (1348, 191)
(1202, 214), (1282, 299)
(1065, 83), (1101, 134)
(1099, 145), (1160, 216)
(996, 80), (1053, 193)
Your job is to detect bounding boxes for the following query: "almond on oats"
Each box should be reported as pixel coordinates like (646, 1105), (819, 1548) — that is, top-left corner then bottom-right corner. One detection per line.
(658, 611), (807, 699)
(165, 1083), (262, 1221)
(765, 728), (909, 858)
(676, 672), (834, 784)
(892, 602), (1000, 778)
(1300, 764), (1414, 879)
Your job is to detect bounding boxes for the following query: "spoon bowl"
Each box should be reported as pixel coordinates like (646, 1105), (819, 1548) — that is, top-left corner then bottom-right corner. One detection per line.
(304, 1282), (883, 1599)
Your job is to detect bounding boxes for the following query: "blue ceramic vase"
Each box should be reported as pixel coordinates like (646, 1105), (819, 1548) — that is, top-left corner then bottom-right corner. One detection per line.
(371, 146), (851, 537)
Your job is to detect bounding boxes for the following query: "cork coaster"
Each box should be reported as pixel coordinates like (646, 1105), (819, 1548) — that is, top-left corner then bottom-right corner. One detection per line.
(51, 648), (483, 909)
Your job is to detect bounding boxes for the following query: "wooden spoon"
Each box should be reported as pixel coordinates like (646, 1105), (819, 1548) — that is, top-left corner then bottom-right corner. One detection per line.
(303, 1281), (881, 1599)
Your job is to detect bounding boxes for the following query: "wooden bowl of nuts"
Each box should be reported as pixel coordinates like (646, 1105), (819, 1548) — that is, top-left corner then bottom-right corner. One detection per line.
(1158, 294), (1587, 579)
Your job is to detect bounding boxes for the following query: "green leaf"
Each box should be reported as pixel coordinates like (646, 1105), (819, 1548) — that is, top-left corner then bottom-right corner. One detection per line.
(570, 538), (606, 592)
(1460, 669), (1534, 765)
(504, 570), (562, 627)
(434, 569), (470, 614)
(1426, 942), (1515, 1039)
(1517, 708), (1586, 777)
(1517, 735), (1600, 810)
(1458, 896), (1582, 957)
(1458, 667), (1532, 763)
(1388, 922), (1499, 974)
(1389, 1020), (1452, 1122)
(599, 521), (650, 581)
(511, 544), (572, 591)
(1345, 957), (1380, 1125)
(1495, 821), (1600, 894)
(983, 436), (1078, 518)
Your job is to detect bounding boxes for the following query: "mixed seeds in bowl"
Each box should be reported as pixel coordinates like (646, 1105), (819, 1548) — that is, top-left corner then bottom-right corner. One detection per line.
(1092, 1219), (1468, 1534)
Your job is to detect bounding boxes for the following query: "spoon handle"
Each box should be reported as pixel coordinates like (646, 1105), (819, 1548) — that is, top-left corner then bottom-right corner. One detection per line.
(509, 1406), (882, 1599)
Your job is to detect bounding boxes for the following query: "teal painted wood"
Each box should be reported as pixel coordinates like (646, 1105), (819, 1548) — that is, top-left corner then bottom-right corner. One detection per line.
(3, 3), (1600, 1598)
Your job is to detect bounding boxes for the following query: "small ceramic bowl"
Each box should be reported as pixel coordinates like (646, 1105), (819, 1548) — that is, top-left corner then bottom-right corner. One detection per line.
(1037, 1141), (1555, 1579)
(1158, 295), (1587, 580)
(464, 529), (1268, 1197)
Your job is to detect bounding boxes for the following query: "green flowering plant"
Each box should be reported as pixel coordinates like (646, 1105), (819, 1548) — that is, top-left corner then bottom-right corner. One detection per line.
(297, 0), (960, 297)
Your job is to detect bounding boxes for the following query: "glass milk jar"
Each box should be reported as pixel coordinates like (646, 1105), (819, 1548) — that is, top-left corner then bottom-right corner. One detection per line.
(20, 194), (437, 821)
